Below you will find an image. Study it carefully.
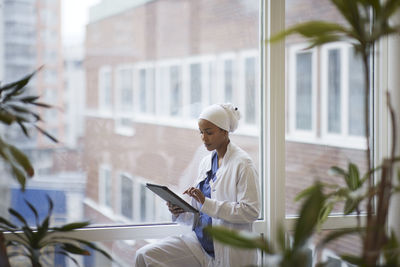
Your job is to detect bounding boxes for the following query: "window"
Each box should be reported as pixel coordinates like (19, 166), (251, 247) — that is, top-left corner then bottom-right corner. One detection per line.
(321, 43), (366, 148)
(120, 174), (133, 220)
(288, 45), (317, 139)
(243, 55), (257, 125)
(189, 62), (203, 118)
(98, 66), (113, 114)
(284, 0), (373, 258)
(136, 64), (155, 116)
(170, 65), (183, 117)
(115, 66), (134, 135)
(222, 57), (235, 103)
(117, 67), (133, 112)
(1, 0), (387, 265)
(99, 166), (112, 209)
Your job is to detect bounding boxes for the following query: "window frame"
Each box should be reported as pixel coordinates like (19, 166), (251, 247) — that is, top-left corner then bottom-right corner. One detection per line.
(287, 44), (318, 141)
(98, 66), (113, 117)
(320, 42), (367, 150)
(238, 50), (259, 131)
(114, 65), (135, 136)
(99, 164), (113, 210)
(10, 0), (389, 254)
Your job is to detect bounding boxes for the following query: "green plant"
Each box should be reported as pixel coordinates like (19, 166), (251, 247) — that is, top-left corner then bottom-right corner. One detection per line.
(206, 183), (326, 267)
(0, 70), (114, 266)
(0, 68), (56, 191)
(0, 196), (112, 267)
(206, 0), (400, 266)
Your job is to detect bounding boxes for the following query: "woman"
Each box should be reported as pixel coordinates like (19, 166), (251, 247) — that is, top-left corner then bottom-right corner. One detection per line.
(135, 103), (260, 267)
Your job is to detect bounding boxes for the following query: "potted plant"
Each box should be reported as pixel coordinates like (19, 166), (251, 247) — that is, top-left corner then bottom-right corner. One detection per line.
(206, 0), (400, 266)
(0, 70), (113, 266)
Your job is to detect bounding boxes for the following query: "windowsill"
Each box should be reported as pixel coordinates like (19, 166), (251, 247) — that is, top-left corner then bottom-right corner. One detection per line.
(286, 134), (367, 150)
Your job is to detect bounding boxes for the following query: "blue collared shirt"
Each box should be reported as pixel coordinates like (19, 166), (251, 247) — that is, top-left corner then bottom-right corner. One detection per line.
(194, 152), (218, 257)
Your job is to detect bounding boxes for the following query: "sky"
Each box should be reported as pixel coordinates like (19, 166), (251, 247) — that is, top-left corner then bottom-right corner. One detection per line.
(61, 0), (101, 46)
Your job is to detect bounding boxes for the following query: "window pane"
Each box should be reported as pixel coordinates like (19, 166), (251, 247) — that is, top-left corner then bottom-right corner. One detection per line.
(245, 57), (257, 124)
(328, 49), (341, 134)
(349, 48), (365, 136)
(190, 63), (202, 118)
(170, 66), (182, 116)
(224, 59), (233, 103)
(121, 175), (133, 219)
(286, 0), (369, 218)
(1, 0), (260, 235)
(296, 52), (313, 130)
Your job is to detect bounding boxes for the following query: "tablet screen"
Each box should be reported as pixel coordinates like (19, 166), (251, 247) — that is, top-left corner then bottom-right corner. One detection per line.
(146, 183), (198, 213)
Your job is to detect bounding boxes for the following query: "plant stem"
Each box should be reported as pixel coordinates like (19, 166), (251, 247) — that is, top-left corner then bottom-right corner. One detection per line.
(361, 45), (373, 265)
(0, 232), (11, 267)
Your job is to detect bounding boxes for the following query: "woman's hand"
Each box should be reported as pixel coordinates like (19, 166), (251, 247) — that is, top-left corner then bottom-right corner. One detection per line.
(183, 187), (205, 204)
(167, 202), (185, 216)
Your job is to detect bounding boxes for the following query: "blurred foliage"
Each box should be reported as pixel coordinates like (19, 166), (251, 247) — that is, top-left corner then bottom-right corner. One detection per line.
(0, 68), (57, 191)
(0, 196), (113, 267)
(205, 183), (326, 267)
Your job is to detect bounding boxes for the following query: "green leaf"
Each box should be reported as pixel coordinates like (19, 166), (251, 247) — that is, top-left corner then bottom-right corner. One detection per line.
(269, 21), (348, 44)
(0, 111), (15, 125)
(10, 165), (27, 191)
(24, 199), (39, 227)
(318, 201), (334, 226)
(204, 225), (270, 252)
(53, 221), (90, 232)
(295, 184), (318, 202)
(0, 217), (17, 229)
(348, 163), (360, 190)
(46, 195), (54, 216)
(344, 198), (360, 215)
(34, 125), (58, 143)
(0, 70), (36, 96)
(66, 237), (114, 261)
(31, 102), (52, 108)
(329, 166), (347, 177)
(383, 230), (400, 266)
(18, 95), (40, 103)
(9, 145), (34, 177)
(61, 243), (90, 256)
(7, 104), (32, 115)
(340, 254), (364, 265)
(16, 121), (30, 137)
(293, 182), (325, 249)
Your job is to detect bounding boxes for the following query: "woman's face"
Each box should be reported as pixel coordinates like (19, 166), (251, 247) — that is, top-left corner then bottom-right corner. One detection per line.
(198, 119), (228, 151)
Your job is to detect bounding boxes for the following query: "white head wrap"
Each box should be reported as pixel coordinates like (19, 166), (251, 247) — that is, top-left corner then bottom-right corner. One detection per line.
(198, 103), (241, 132)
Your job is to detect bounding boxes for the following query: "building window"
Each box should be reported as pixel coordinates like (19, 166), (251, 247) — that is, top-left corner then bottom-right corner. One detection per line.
(170, 65), (182, 117)
(223, 58), (234, 103)
(348, 47), (365, 137)
(244, 56), (257, 125)
(327, 48), (341, 134)
(321, 43), (366, 148)
(288, 45), (316, 139)
(99, 166), (112, 209)
(137, 65), (155, 115)
(296, 51), (313, 131)
(99, 66), (112, 113)
(120, 174), (133, 219)
(116, 67), (134, 135)
(117, 68), (133, 113)
(189, 63), (202, 118)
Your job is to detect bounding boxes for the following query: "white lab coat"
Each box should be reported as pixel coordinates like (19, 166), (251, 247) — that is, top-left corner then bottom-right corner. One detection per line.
(175, 142), (261, 267)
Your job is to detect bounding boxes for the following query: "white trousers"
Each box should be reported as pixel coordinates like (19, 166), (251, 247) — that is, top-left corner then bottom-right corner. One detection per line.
(135, 234), (214, 267)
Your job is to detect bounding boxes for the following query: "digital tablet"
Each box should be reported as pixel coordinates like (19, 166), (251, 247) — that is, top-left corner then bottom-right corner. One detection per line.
(146, 183), (198, 214)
